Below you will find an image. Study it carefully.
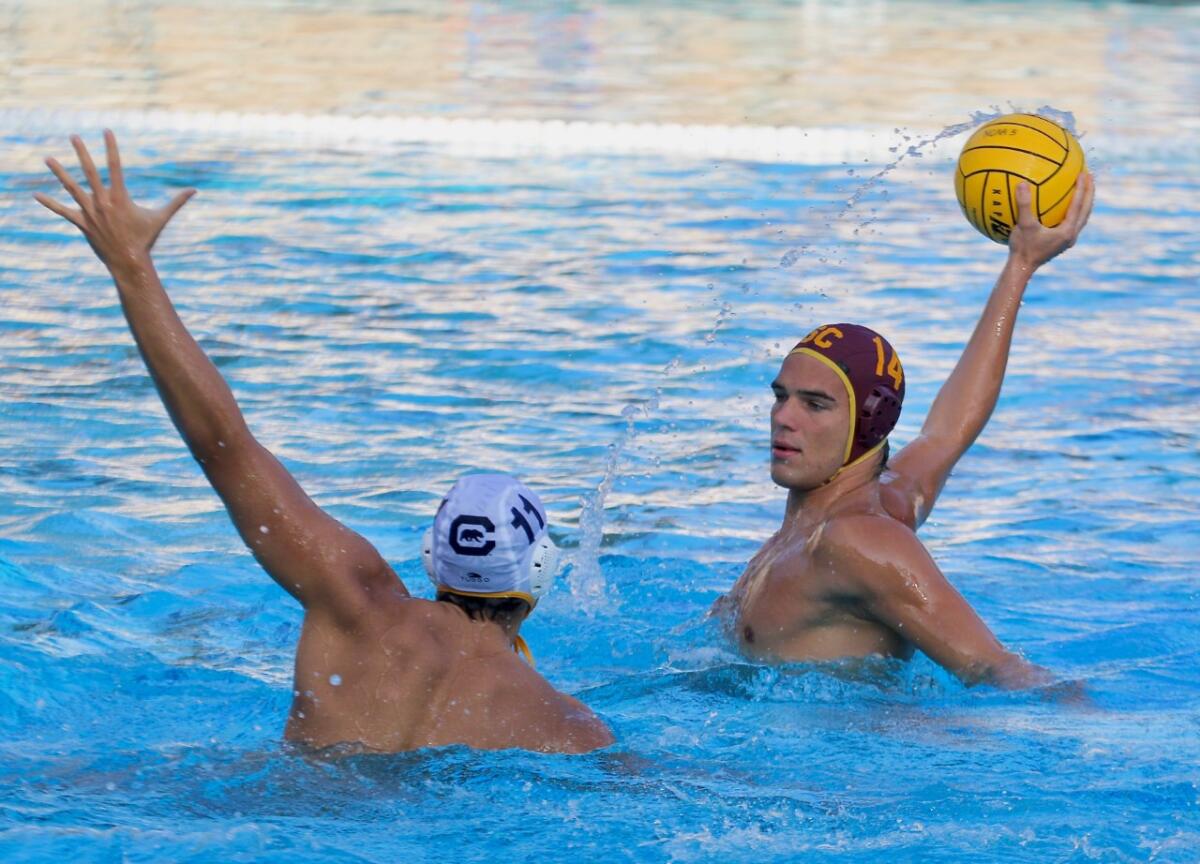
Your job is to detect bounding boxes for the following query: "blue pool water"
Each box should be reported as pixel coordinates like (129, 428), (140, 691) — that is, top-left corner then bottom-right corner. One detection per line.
(1, 124), (1198, 862)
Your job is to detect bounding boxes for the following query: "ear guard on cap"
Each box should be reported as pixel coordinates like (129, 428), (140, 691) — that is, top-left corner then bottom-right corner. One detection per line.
(421, 526), (559, 602)
(857, 385), (902, 449)
(527, 534), (559, 600)
(421, 526), (436, 584)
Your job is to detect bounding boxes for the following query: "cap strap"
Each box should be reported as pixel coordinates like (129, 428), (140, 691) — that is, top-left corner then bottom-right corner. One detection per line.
(436, 585), (537, 605)
(513, 634), (535, 667)
(787, 346), (856, 465)
(824, 438), (888, 485)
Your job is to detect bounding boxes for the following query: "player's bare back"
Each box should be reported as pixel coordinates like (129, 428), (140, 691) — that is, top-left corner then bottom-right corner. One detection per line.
(286, 595), (605, 754)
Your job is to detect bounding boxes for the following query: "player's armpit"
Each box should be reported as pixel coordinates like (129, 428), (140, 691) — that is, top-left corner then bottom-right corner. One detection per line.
(880, 433), (961, 529)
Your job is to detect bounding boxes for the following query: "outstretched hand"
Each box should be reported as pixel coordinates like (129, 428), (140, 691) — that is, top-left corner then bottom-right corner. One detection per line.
(1007, 171), (1094, 272)
(35, 130), (195, 271)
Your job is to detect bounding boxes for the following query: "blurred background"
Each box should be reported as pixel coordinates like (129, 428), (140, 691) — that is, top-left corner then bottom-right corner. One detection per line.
(2, 2), (1199, 863)
(2, 0), (1196, 138)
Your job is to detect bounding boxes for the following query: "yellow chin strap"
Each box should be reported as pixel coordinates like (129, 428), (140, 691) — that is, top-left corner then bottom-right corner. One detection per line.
(513, 635), (535, 667)
(788, 347), (856, 465)
(785, 346), (886, 484)
(825, 438), (887, 484)
(437, 585), (537, 605)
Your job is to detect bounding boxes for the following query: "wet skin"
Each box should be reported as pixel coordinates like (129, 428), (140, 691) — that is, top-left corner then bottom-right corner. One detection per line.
(38, 131), (613, 754)
(714, 173), (1097, 689)
(713, 355), (1052, 688)
(286, 586), (608, 752)
(720, 353), (917, 663)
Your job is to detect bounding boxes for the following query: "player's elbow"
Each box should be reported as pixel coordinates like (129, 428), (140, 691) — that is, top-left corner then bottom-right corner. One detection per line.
(188, 419), (253, 466)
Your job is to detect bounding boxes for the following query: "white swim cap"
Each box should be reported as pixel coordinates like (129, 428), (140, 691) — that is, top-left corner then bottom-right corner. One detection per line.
(422, 474), (560, 605)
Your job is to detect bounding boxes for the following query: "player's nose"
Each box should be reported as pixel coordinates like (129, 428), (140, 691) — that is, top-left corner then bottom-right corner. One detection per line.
(772, 398), (800, 431)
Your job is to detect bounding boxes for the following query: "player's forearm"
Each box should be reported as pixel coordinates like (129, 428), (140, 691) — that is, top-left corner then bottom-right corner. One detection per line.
(921, 254), (1033, 447)
(108, 253), (249, 458)
(961, 649), (1053, 690)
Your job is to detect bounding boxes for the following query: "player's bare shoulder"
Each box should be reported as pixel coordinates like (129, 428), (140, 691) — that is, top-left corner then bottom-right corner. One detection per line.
(373, 594), (474, 665)
(809, 508), (921, 596)
(489, 661), (615, 754)
(552, 695), (615, 754)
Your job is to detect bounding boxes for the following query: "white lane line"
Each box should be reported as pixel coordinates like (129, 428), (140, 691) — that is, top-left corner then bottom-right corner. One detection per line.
(1, 107), (952, 164)
(5, 107), (1181, 164)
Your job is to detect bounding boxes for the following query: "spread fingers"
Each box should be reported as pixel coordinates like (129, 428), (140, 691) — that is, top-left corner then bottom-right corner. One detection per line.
(45, 157), (91, 212)
(71, 134), (106, 201)
(34, 192), (85, 230)
(104, 129), (127, 197)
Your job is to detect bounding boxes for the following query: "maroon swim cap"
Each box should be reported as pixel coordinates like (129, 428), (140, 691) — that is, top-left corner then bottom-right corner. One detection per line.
(788, 323), (905, 470)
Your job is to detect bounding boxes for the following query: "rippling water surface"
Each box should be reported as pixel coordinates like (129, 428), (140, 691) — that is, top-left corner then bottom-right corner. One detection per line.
(3, 90), (1200, 864)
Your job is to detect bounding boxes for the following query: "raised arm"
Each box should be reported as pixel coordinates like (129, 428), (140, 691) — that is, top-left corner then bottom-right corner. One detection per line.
(826, 516), (1052, 690)
(37, 132), (404, 625)
(884, 173), (1095, 528)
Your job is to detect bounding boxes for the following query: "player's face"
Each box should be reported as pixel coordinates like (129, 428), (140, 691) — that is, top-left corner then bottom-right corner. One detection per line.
(769, 353), (851, 490)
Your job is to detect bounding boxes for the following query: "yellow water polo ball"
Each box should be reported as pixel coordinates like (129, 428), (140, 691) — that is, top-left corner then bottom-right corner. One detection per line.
(954, 113), (1086, 244)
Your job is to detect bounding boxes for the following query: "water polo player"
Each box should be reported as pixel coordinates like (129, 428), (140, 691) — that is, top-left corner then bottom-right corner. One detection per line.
(36, 132), (612, 753)
(714, 172), (1095, 689)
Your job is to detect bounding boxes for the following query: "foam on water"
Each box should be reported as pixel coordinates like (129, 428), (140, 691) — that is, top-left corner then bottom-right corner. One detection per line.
(3, 22), (1200, 864)
(4, 124), (1197, 861)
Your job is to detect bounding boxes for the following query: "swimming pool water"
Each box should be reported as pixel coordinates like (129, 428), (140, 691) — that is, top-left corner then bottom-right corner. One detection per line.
(1, 127), (1196, 861)
(3, 0), (1200, 845)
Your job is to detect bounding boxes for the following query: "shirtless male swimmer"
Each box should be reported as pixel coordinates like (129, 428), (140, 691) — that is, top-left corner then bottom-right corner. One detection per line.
(715, 172), (1095, 689)
(37, 132), (613, 754)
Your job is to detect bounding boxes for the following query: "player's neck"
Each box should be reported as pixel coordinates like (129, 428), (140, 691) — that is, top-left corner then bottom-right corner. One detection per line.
(445, 600), (525, 648)
(498, 615), (523, 644)
(484, 612), (525, 646)
(460, 617), (525, 665)
(784, 455), (881, 524)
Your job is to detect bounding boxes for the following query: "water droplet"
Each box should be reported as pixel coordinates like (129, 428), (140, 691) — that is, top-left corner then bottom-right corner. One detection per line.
(330, 674), (342, 686)
(259, 525), (270, 534)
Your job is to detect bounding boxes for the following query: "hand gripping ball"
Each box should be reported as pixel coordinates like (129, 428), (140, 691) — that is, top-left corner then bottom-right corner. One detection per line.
(954, 113), (1086, 244)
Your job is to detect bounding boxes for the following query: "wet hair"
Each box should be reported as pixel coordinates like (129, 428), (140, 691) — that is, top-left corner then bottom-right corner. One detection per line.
(436, 591), (531, 623)
(874, 440), (890, 477)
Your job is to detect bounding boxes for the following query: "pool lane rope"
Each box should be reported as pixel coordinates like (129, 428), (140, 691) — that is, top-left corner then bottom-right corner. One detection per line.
(6, 106), (956, 165)
(8, 107), (1186, 165)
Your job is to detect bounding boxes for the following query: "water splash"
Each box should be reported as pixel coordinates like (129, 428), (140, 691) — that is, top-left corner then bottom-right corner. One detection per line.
(570, 297), (735, 607)
(1032, 103), (1080, 137)
(569, 401), (646, 609)
(704, 301), (735, 343)
(779, 108), (1004, 268)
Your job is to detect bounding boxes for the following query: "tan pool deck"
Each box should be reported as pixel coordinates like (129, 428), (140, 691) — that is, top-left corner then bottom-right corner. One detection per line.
(2, 0), (1195, 141)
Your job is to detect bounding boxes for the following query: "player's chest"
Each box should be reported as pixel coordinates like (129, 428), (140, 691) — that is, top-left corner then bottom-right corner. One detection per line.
(733, 548), (830, 633)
